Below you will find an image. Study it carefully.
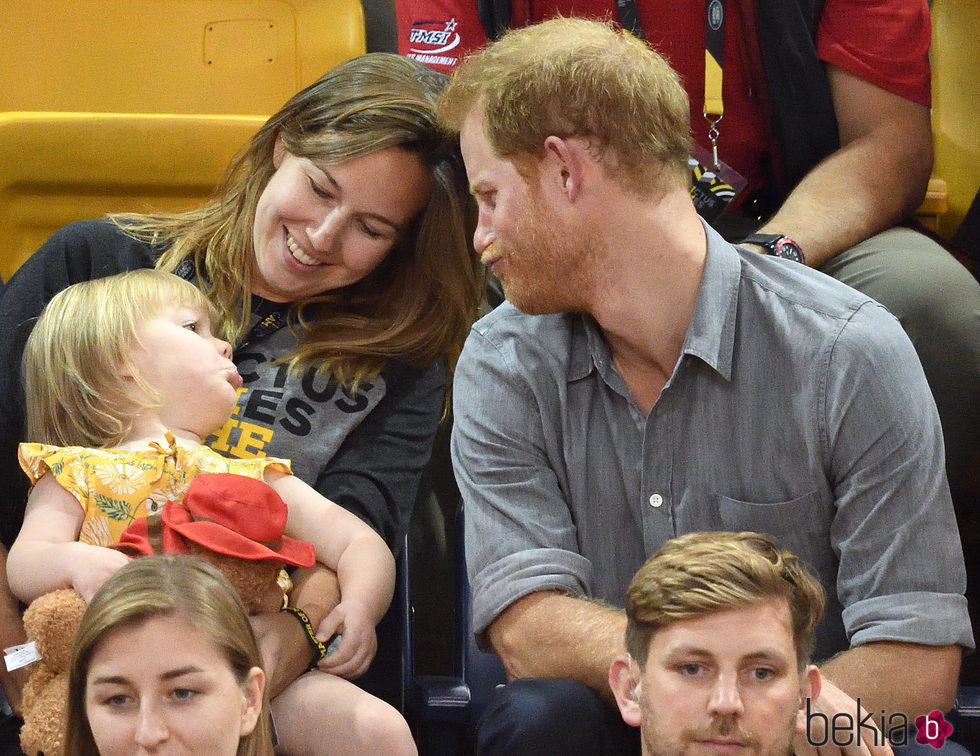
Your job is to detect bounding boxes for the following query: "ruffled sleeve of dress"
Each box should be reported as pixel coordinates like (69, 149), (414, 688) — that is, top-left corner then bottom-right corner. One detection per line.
(180, 442), (293, 480)
(18, 441), (171, 546)
(18, 442), (88, 495)
(232, 455), (292, 479)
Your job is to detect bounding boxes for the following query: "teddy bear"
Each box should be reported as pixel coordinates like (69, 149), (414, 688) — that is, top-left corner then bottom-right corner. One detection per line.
(17, 472), (316, 756)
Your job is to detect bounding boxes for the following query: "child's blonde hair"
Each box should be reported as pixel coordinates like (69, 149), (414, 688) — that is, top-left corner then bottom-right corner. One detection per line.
(24, 269), (215, 448)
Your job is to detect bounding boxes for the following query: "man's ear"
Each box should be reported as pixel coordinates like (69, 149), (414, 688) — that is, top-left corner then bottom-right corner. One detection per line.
(609, 654), (642, 728)
(795, 664), (822, 732)
(542, 135), (590, 203)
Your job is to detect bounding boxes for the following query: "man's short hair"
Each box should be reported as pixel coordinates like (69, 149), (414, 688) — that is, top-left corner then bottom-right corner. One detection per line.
(625, 531), (826, 669)
(436, 17), (692, 195)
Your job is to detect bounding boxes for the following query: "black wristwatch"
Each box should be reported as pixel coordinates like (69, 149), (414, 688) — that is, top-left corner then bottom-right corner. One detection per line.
(740, 233), (806, 265)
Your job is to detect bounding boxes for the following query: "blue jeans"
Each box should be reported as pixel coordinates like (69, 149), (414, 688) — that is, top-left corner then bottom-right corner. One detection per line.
(475, 678), (639, 756)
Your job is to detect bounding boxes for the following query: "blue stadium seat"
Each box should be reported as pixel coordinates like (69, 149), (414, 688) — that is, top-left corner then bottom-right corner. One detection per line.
(409, 504), (507, 755)
(949, 685), (980, 753)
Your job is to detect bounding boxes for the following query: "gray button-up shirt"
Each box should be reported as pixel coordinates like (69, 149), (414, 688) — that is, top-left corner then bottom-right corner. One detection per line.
(452, 223), (973, 661)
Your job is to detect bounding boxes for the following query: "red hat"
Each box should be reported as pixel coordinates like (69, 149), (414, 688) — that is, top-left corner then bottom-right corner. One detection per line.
(114, 473), (316, 568)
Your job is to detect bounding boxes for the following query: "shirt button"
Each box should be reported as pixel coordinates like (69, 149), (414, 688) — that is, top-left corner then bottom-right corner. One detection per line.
(648, 494), (663, 508)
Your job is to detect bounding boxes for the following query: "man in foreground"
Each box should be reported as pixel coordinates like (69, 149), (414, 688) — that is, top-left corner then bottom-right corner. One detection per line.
(609, 531), (825, 756)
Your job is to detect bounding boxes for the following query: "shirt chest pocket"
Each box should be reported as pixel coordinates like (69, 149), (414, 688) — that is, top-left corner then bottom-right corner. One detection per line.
(713, 490), (837, 579)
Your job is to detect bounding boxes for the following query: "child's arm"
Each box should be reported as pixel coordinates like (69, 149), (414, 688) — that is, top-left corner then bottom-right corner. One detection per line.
(6, 473), (130, 602)
(287, 562), (342, 629)
(266, 472), (396, 678)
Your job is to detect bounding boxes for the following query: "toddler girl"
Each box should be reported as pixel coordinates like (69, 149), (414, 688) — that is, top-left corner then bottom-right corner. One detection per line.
(7, 269), (416, 755)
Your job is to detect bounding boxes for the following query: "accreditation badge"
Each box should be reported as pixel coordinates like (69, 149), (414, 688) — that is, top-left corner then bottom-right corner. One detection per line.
(688, 143), (747, 224)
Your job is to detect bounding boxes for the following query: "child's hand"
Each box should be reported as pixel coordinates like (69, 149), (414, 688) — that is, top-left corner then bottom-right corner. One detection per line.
(69, 544), (131, 602)
(314, 600), (378, 679)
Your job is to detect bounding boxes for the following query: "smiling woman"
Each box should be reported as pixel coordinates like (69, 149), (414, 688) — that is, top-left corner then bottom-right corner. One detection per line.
(251, 145), (433, 302)
(64, 555), (272, 756)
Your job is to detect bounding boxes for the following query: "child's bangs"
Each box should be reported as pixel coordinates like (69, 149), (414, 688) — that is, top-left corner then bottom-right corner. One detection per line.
(125, 271), (215, 322)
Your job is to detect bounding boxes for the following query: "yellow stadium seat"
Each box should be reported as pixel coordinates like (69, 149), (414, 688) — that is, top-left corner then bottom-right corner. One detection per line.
(915, 0), (979, 238)
(0, 113), (266, 282)
(0, 0), (366, 282)
(0, 0), (366, 115)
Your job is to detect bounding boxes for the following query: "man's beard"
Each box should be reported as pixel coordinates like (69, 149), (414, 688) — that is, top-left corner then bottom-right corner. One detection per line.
(492, 190), (599, 315)
(642, 712), (796, 756)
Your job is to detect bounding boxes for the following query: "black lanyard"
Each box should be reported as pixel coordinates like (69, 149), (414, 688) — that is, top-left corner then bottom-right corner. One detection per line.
(240, 299), (288, 349)
(614, 0), (645, 40)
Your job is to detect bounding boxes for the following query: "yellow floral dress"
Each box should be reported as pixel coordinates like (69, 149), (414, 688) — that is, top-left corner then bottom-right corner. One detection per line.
(18, 434), (291, 547)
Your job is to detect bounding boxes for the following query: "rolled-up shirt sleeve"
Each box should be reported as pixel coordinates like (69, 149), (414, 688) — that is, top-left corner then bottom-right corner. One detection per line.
(824, 302), (973, 649)
(451, 323), (591, 637)
(816, 0), (931, 106)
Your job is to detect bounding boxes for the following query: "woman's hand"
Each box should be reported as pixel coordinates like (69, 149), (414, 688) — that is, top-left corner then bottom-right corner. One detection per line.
(253, 563), (342, 699)
(250, 610), (316, 699)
